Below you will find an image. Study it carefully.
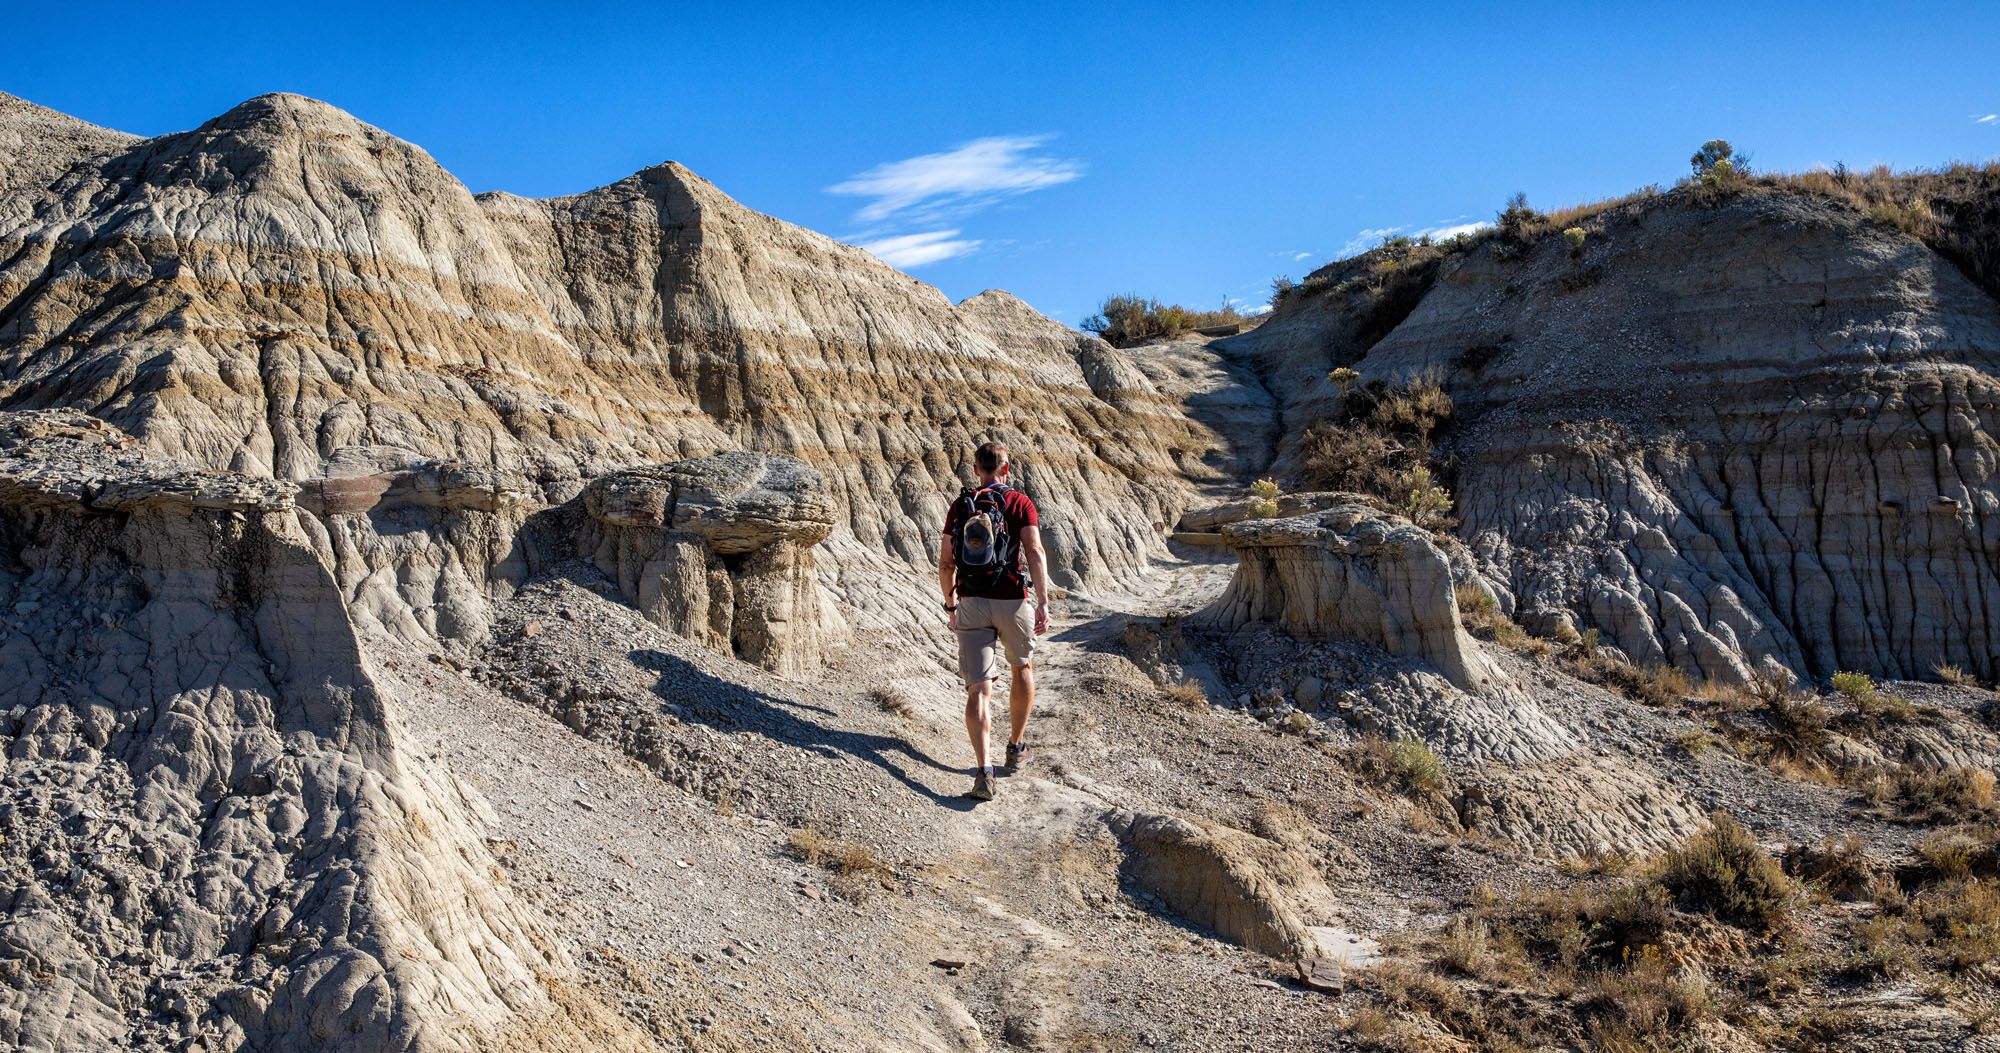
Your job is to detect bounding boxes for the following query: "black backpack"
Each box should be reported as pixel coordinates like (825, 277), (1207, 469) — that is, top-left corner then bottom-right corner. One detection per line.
(953, 484), (1017, 581)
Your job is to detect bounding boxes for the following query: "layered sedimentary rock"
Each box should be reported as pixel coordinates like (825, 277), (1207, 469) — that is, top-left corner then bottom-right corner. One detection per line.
(1229, 192), (2000, 683)
(0, 412), (623, 1052)
(0, 91), (1205, 608)
(1197, 499), (1509, 694)
(580, 452), (835, 675)
(298, 447), (540, 652)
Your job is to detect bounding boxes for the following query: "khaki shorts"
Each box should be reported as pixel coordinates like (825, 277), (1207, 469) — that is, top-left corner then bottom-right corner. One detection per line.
(956, 595), (1037, 685)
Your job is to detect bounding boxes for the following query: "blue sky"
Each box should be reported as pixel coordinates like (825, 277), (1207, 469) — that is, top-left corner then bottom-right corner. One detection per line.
(8, 1), (1999, 321)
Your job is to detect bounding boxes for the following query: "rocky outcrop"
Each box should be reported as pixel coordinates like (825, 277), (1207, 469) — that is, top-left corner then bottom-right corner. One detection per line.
(1196, 499), (1509, 694)
(297, 446), (541, 653)
(1110, 810), (1337, 961)
(0, 92), (1205, 612)
(580, 453), (835, 675)
(1228, 190), (2000, 684)
(0, 411), (636, 1052)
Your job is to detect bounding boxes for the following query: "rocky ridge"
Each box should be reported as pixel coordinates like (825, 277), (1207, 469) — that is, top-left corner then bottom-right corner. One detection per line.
(1227, 189), (2000, 686)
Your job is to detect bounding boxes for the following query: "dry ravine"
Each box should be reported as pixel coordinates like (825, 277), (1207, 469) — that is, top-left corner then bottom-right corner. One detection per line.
(2, 91), (1999, 1052)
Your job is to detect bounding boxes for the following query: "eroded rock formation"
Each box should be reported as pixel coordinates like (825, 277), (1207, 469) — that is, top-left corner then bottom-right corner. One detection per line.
(0, 412), (627, 1052)
(580, 452), (835, 675)
(1228, 191), (2000, 685)
(0, 91), (1209, 606)
(1197, 498), (1509, 694)
(1110, 810), (1337, 961)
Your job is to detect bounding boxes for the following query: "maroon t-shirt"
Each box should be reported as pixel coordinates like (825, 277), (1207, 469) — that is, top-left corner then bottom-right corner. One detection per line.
(942, 485), (1040, 599)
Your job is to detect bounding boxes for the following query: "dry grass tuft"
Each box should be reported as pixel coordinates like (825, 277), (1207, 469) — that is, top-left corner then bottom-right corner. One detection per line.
(868, 686), (917, 718)
(1935, 662), (1978, 688)
(785, 826), (896, 900)
(1659, 812), (1796, 932)
(1894, 766), (1997, 824)
(1783, 834), (1880, 901)
(1349, 735), (1447, 795)
(1354, 798), (2000, 1050)
(1673, 728), (1717, 755)
(1161, 679), (1208, 709)
(1917, 826), (2000, 880)
(1569, 650), (1692, 709)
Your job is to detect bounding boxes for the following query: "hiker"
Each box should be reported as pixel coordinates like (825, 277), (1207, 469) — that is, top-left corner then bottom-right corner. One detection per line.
(938, 441), (1050, 801)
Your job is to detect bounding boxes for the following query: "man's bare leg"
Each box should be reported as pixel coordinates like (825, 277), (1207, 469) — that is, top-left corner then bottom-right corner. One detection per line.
(1008, 663), (1035, 747)
(964, 678), (993, 772)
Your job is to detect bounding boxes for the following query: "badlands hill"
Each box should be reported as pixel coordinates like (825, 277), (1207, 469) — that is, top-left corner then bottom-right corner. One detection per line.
(2, 90), (1999, 1053)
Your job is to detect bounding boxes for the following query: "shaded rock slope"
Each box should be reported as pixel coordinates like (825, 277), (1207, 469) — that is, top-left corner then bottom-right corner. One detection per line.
(1227, 187), (2000, 685)
(0, 411), (647, 1052)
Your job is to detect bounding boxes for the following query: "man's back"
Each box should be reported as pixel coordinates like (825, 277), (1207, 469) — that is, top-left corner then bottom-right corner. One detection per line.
(943, 484), (1039, 600)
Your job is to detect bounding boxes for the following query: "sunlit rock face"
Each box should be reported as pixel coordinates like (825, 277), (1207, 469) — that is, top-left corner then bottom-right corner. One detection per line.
(1227, 191), (2000, 684)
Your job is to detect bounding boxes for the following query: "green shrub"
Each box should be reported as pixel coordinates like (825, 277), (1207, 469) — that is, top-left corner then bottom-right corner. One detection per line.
(1684, 139), (1750, 203)
(1302, 375), (1456, 514)
(1690, 139), (1737, 177)
(1495, 192), (1543, 254)
(1562, 226), (1587, 253)
(1396, 466), (1452, 528)
(1081, 294), (1245, 346)
(1268, 275), (1296, 307)
(1830, 671), (1875, 700)
(1248, 497), (1280, 519)
(1659, 813), (1795, 931)
(1389, 738), (1446, 793)
(1248, 477), (1280, 500)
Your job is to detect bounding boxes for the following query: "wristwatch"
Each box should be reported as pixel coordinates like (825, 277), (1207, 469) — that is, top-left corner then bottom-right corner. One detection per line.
(944, 602), (958, 611)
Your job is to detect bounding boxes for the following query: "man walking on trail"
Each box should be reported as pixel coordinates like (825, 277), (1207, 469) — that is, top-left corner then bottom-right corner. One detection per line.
(938, 441), (1050, 802)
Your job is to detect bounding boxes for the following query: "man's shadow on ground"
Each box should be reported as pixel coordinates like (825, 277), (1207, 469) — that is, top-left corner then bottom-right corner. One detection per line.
(629, 648), (976, 812)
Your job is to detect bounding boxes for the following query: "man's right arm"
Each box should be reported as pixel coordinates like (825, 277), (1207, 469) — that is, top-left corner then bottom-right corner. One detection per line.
(937, 535), (957, 626)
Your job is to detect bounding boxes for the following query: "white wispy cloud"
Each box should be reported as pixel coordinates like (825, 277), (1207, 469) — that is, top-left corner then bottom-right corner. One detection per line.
(1337, 219), (1492, 259)
(858, 229), (983, 268)
(1418, 220), (1489, 241)
(1975, 114), (1999, 125)
(829, 135), (1083, 223)
(1339, 226), (1406, 257)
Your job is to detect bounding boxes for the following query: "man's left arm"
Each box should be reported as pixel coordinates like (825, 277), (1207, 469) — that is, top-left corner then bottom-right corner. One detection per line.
(1020, 524), (1050, 635)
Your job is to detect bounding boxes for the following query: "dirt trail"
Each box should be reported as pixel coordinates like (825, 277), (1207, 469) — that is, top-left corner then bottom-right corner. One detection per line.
(395, 534), (1367, 1050)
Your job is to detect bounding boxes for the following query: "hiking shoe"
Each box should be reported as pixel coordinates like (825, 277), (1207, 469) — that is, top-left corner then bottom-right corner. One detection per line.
(967, 772), (995, 801)
(1005, 742), (1033, 772)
